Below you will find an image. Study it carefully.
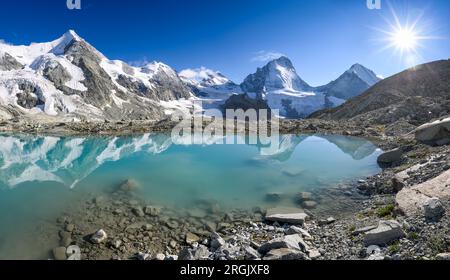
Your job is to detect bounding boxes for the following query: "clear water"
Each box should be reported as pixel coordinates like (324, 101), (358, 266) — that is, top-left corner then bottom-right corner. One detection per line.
(0, 133), (382, 259)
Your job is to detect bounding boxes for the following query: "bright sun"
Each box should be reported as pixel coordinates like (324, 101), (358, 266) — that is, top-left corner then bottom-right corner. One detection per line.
(390, 27), (418, 51)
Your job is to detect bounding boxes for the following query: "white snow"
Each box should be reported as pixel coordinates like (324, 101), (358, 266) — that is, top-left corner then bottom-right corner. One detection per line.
(31, 53), (88, 91)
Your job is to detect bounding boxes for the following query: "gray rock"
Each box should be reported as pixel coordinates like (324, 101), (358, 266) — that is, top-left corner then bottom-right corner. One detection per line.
(53, 247), (67, 260)
(392, 174), (406, 193)
(65, 224), (75, 232)
(308, 249), (321, 260)
(244, 246), (261, 260)
(415, 117), (450, 146)
(263, 248), (307, 260)
(91, 229), (108, 244)
(352, 225), (377, 236)
(132, 207), (145, 217)
(178, 248), (194, 260)
(136, 252), (150, 260)
(377, 148), (403, 165)
(423, 197), (445, 222)
(367, 252), (385, 260)
(186, 232), (200, 245)
(169, 240), (177, 249)
(302, 200), (318, 209)
(210, 232), (226, 250)
(285, 226), (312, 240)
(396, 170), (450, 216)
(194, 245), (211, 260)
(164, 255), (178, 261)
(297, 192), (313, 202)
(364, 220), (405, 246)
(144, 206), (161, 217)
(318, 217), (336, 226)
(265, 207), (309, 225)
(258, 234), (305, 254)
(111, 240), (122, 249)
(155, 253), (165, 261)
(436, 253), (450, 260)
(0, 53), (23, 71)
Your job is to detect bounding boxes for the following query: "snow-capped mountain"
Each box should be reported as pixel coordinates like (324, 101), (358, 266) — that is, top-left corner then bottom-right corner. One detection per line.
(0, 31), (382, 121)
(0, 30), (193, 121)
(238, 57), (343, 118)
(233, 57), (381, 118)
(316, 63), (381, 100)
(241, 56), (312, 95)
(179, 67), (242, 112)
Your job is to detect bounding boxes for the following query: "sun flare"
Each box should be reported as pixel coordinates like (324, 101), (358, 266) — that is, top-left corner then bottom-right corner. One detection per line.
(390, 27), (418, 51)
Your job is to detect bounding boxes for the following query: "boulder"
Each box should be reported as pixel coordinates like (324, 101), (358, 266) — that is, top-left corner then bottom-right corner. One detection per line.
(265, 207), (309, 225)
(244, 246), (261, 260)
(285, 226), (312, 240)
(185, 232), (200, 245)
(210, 232), (226, 250)
(263, 248), (307, 260)
(377, 148), (403, 165)
(90, 229), (108, 244)
(258, 234), (306, 254)
(297, 192), (313, 202)
(423, 197), (445, 222)
(436, 253), (450, 260)
(364, 220), (405, 246)
(132, 206), (145, 217)
(144, 206), (161, 216)
(302, 201), (318, 209)
(414, 117), (450, 146)
(396, 170), (450, 216)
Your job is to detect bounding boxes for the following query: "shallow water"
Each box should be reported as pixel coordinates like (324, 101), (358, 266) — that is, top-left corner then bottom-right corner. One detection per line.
(0, 133), (382, 259)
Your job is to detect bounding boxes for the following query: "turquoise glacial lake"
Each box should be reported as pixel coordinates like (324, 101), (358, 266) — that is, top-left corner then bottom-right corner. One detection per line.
(0, 133), (382, 259)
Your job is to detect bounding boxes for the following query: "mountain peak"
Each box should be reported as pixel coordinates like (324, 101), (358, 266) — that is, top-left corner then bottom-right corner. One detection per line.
(346, 63), (381, 86)
(62, 30), (82, 41)
(269, 56), (294, 69)
(51, 30), (83, 55)
(179, 67), (232, 87)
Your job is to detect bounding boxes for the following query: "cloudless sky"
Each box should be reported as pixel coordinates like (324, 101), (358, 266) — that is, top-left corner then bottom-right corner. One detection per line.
(0, 0), (449, 85)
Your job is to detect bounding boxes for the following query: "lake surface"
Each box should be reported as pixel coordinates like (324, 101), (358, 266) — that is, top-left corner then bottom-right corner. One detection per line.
(0, 133), (382, 259)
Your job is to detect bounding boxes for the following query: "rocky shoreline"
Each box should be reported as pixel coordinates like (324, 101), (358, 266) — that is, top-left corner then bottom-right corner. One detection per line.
(2, 117), (450, 261)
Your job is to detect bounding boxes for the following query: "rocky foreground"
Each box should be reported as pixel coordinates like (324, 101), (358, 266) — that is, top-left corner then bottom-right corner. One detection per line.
(27, 116), (449, 261)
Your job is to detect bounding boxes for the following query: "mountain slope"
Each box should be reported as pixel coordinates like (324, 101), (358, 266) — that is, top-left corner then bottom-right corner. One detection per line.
(316, 64), (381, 100)
(0, 30), (193, 121)
(179, 67), (241, 97)
(311, 59), (450, 126)
(236, 57), (378, 118)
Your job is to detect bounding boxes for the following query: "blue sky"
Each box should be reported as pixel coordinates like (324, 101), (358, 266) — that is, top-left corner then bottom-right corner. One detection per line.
(0, 0), (449, 85)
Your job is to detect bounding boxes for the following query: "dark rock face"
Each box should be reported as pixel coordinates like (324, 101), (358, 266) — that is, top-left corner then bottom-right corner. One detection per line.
(312, 59), (450, 126)
(149, 69), (192, 101)
(16, 83), (45, 109)
(0, 53), (23, 71)
(64, 39), (116, 107)
(222, 94), (272, 118)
